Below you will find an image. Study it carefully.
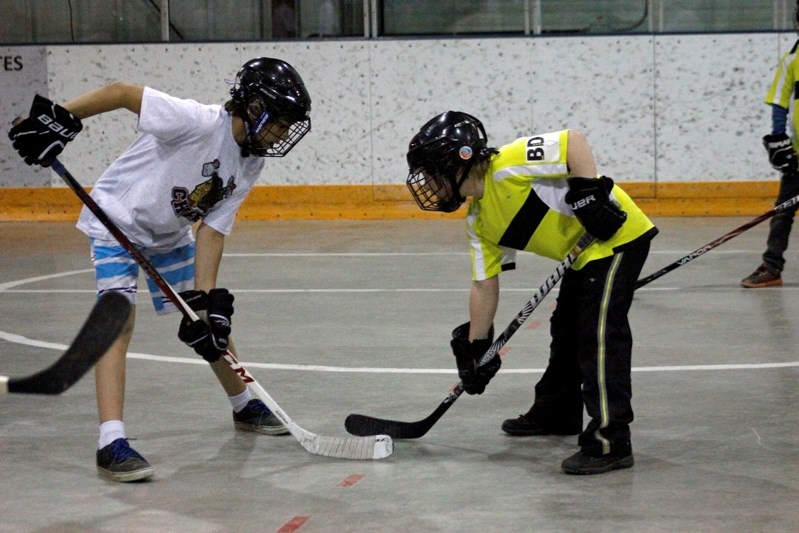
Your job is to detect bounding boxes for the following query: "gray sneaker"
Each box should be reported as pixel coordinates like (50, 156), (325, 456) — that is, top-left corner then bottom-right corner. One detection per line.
(233, 399), (289, 435)
(96, 438), (154, 482)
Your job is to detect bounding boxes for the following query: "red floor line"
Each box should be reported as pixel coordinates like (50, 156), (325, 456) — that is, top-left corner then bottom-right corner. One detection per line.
(276, 516), (310, 533)
(337, 473), (365, 487)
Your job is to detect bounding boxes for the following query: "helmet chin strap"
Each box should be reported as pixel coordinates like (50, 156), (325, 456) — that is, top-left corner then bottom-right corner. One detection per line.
(249, 110), (270, 137)
(439, 159), (476, 212)
(453, 158), (478, 203)
(240, 111), (270, 157)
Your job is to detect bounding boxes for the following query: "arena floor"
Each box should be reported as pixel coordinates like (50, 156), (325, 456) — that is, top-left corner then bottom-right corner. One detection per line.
(1, 217), (797, 532)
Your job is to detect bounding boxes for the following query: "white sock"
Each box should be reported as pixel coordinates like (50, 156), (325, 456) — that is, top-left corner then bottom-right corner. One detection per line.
(230, 388), (253, 413)
(99, 420), (126, 449)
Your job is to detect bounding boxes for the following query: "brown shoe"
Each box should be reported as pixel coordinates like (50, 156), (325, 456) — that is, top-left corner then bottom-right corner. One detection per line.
(740, 265), (782, 288)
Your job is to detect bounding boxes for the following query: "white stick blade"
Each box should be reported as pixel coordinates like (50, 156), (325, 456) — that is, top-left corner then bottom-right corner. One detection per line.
(310, 434), (393, 460)
(245, 378), (394, 460)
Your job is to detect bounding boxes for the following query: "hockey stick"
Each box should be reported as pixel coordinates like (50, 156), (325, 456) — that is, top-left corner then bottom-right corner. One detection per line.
(635, 193), (799, 289)
(47, 157), (392, 460)
(1, 292), (131, 395)
(345, 232), (595, 439)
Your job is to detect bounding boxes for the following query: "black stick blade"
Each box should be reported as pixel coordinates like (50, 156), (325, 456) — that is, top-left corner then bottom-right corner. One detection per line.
(345, 235), (590, 440)
(345, 413), (433, 440)
(5, 293), (131, 395)
(345, 391), (460, 439)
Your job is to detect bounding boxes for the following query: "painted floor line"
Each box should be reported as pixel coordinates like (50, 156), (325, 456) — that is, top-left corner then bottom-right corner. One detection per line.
(2, 330), (797, 374)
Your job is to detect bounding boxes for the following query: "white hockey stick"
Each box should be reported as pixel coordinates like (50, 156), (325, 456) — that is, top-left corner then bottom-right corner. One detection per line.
(1, 292), (131, 395)
(48, 157), (392, 460)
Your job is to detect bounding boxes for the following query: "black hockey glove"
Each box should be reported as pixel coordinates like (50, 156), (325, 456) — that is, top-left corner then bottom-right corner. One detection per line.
(451, 322), (500, 395)
(8, 94), (83, 167)
(177, 289), (235, 362)
(207, 288), (234, 350)
(565, 176), (627, 241)
(763, 133), (798, 173)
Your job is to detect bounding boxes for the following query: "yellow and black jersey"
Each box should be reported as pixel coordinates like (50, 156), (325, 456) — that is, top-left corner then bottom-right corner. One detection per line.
(466, 130), (657, 281)
(764, 39), (799, 150)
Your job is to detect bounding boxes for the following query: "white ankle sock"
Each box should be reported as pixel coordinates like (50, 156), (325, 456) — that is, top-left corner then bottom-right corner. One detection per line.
(99, 420), (126, 449)
(230, 388), (253, 413)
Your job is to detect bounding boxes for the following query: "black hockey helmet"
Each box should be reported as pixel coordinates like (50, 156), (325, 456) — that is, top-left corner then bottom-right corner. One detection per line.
(406, 111), (492, 212)
(229, 57), (311, 157)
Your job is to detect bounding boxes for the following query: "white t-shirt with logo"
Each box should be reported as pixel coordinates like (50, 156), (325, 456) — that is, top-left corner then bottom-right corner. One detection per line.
(76, 87), (265, 248)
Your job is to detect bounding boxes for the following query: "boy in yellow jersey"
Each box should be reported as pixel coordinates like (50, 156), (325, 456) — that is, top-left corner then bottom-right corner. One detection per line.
(741, 3), (799, 287)
(406, 111), (658, 475)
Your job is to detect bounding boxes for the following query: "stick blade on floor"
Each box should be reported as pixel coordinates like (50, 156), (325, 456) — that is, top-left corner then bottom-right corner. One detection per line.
(239, 375), (394, 459)
(345, 233), (595, 440)
(345, 390), (460, 439)
(1, 292), (131, 395)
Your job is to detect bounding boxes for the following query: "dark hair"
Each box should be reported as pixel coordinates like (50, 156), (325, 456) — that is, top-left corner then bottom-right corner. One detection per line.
(223, 99), (239, 116)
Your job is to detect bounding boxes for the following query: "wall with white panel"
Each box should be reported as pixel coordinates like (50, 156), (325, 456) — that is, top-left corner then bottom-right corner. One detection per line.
(0, 33), (795, 188)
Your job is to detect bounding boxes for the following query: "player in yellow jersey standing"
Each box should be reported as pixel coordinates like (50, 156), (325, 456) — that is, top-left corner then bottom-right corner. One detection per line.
(741, 3), (799, 287)
(405, 111), (658, 474)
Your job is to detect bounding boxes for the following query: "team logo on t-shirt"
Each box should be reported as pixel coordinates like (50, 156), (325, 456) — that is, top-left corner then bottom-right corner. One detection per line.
(170, 159), (237, 221)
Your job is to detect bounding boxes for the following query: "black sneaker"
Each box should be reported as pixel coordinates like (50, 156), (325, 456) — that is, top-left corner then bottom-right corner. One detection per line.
(561, 449), (634, 475)
(96, 438), (154, 482)
(501, 413), (581, 436)
(233, 399), (290, 435)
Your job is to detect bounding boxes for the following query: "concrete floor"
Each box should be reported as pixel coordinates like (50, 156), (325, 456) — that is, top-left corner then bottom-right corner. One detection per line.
(0, 217), (797, 532)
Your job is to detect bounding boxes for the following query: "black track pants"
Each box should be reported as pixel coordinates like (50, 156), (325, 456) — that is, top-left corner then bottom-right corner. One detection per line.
(530, 239), (650, 456)
(763, 170), (799, 273)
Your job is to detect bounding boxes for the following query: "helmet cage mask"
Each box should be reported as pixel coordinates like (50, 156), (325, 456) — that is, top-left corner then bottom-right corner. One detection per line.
(406, 139), (476, 213)
(406, 112), (489, 213)
(230, 59), (312, 157)
(241, 93), (311, 157)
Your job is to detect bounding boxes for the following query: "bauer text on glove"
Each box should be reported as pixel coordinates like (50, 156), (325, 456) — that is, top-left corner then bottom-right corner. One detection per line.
(8, 94), (83, 167)
(565, 176), (627, 241)
(763, 133), (798, 173)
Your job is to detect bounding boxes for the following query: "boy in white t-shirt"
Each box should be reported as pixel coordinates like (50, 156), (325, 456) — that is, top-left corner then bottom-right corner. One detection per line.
(8, 57), (312, 482)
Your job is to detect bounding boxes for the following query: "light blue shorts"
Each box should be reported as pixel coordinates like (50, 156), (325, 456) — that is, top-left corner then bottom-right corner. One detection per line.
(89, 238), (195, 315)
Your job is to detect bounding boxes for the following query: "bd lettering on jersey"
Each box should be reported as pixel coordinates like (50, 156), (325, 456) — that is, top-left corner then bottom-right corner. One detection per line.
(525, 134), (559, 162)
(170, 159), (237, 222)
